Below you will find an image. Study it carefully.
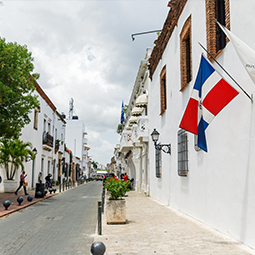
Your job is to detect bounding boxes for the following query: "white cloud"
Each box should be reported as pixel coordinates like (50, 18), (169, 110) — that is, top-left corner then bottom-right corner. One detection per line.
(0, 0), (169, 165)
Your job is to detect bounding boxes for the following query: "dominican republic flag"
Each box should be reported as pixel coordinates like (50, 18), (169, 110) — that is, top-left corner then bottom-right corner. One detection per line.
(179, 54), (239, 152)
(120, 101), (125, 124)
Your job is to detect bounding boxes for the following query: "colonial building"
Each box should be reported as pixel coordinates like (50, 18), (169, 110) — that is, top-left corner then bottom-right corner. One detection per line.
(0, 81), (67, 192)
(148, 0), (255, 249)
(119, 48), (151, 194)
(65, 118), (89, 180)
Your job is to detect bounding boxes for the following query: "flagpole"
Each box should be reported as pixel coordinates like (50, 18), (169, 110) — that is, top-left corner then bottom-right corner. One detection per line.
(198, 42), (253, 103)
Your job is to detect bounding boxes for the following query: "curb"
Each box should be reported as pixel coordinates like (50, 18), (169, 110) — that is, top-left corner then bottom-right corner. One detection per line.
(0, 192), (60, 218)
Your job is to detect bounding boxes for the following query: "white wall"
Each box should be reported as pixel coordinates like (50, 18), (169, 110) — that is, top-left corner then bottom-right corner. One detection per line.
(65, 119), (84, 160)
(149, 0), (255, 249)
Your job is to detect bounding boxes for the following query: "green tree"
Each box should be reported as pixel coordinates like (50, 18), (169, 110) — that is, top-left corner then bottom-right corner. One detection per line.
(0, 37), (39, 139)
(92, 161), (98, 169)
(0, 139), (35, 180)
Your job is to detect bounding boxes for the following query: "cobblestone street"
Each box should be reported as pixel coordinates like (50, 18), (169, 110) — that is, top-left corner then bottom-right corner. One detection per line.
(0, 182), (102, 255)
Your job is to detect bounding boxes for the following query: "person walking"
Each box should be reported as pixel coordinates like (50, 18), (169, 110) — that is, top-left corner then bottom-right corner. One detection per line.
(45, 173), (52, 188)
(15, 171), (29, 195)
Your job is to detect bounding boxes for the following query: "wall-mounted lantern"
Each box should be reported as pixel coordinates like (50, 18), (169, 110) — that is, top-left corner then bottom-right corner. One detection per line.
(150, 128), (171, 154)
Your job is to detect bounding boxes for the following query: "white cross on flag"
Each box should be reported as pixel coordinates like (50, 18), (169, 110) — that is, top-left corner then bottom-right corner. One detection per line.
(179, 54), (239, 152)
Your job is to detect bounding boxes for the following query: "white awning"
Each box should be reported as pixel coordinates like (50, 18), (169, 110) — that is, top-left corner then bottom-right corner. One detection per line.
(128, 116), (138, 124)
(131, 106), (143, 116)
(135, 93), (148, 107)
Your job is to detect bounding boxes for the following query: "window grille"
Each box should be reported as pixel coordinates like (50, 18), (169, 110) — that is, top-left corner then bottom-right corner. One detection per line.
(178, 130), (188, 177)
(155, 147), (162, 178)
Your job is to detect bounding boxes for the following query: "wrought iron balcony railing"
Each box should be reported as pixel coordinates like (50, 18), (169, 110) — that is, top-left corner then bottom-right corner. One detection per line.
(42, 131), (54, 147)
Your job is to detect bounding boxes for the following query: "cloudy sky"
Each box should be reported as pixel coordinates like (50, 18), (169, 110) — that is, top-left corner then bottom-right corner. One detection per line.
(0, 0), (169, 166)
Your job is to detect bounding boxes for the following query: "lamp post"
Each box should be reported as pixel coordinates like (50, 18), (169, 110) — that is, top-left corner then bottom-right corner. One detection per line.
(150, 128), (171, 154)
(31, 148), (37, 188)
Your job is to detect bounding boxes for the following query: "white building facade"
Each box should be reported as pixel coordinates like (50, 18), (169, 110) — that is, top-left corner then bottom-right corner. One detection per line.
(119, 48), (151, 194)
(0, 82), (67, 192)
(148, 0), (255, 249)
(65, 119), (89, 179)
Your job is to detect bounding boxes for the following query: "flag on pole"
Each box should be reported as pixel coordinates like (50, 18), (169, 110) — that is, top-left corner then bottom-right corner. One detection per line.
(179, 54), (239, 152)
(217, 21), (255, 84)
(120, 101), (125, 124)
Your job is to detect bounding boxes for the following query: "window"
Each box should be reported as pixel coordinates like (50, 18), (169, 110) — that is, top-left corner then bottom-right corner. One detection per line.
(43, 119), (46, 132)
(180, 15), (192, 90)
(206, 0), (230, 60)
(155, 148), (162, 178)
(33, 107), (40, 130)
(48, 122), (51, 134)
(160, 66), (167, 114)
(41, 158), (44, 175)
(178, 129), (188, 177)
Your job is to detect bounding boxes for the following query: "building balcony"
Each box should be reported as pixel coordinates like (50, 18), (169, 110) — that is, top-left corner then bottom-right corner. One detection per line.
(137, 116), (149, 143)
(120, 130), (133, 153)
(42, 131), (53, 151)
(83, 149), (88, 156)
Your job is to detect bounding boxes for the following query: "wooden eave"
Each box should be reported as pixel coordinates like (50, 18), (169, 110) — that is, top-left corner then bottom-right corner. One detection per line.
(34, 81), (57, 112)
(149, 0), (187, 80)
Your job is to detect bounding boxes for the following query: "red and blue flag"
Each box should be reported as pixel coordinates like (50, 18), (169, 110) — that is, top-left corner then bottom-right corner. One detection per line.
(120, 101), (125, 124)
(179, 54), (239, 152)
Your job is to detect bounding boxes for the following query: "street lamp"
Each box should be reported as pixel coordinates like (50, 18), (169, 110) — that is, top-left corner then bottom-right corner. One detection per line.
(150, 128), (171, 154)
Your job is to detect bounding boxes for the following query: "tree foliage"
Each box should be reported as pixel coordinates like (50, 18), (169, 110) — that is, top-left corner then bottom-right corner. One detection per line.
(92, 161), (98, 169)
(0, 37), (39, 139)
(0, 139), (35, 180)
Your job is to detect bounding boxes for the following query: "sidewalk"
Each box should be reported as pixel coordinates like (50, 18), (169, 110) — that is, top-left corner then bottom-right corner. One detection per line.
(94, 191), (255, 255)
(0, 184), (72, 218)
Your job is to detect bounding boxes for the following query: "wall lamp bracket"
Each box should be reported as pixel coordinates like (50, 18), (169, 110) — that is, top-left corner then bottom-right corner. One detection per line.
(151, 128), (171, 154)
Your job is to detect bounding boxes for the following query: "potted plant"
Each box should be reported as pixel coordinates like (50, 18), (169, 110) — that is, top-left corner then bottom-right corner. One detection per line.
(104, 177), (130, 224)
(0, 139), (35, 192)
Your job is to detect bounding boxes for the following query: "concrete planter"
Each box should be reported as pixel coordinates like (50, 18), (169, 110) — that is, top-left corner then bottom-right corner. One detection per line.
(106, 199), (126, 224)
(3, 180), (18, 193)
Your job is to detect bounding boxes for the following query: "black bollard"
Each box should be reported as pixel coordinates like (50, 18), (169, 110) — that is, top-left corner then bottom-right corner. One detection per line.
(91, 241), (106, 255)
(101, 192), (104, 213)
(27, 195), (33, 202)
(17, 196), (23, 206)
(36, 191), (42, 198)
(3, 200), (11, 210)
(98, 201), (102, 235)
(63, 182), (64, 191)
(59, 183), (61, 193)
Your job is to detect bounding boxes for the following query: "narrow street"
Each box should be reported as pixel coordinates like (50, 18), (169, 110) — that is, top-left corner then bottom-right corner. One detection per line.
(0, 182), (102, 255)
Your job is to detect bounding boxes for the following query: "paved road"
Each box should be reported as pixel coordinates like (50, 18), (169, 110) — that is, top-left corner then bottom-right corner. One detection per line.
(0, 182), (102, 255)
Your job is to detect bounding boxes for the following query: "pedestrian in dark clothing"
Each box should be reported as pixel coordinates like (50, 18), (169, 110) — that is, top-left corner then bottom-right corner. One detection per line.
(45, 173), (52, 188)
(15, 171), (29, 195)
